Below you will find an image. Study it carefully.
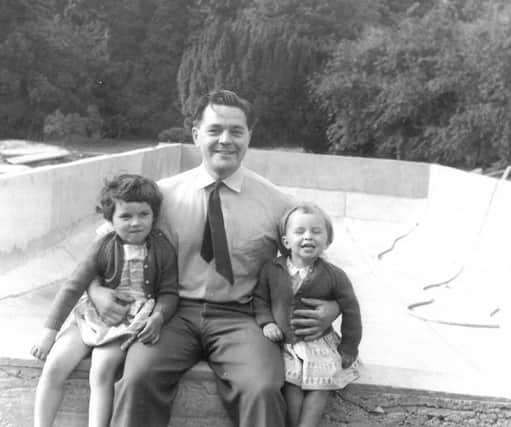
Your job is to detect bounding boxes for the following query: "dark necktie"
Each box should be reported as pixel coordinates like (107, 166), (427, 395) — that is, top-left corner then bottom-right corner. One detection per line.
(200, 181), (234, 284)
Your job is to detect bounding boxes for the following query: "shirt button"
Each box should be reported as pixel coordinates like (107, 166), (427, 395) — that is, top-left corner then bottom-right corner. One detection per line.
(147, 294), (152, 298)
(144, 264), (148, 269)
(145, 280), (149, 284)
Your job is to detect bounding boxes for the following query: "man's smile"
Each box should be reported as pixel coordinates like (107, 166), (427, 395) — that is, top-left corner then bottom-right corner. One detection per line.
(213, 148), (237, 155)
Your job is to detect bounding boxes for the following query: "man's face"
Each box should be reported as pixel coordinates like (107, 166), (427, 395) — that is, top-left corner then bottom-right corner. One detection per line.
(192, 104), (251, 179)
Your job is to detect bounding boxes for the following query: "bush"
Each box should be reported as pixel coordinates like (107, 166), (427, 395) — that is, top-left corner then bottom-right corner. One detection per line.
(310, 1), (511, 168)
(43, 109), (87, 139)
(157, 126), (191, 143)
(43, 106), (104, 139)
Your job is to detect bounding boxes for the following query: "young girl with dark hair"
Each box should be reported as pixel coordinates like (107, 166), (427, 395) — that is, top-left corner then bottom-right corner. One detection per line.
(31, 174), (179, 427)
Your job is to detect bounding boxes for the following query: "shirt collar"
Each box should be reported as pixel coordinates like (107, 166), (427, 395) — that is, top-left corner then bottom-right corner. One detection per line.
(196, 163), (244, 193)
(286, 257), (313, 280)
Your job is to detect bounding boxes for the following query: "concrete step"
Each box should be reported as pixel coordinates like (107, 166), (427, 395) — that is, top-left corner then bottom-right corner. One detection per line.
(1, 358), (511, 427)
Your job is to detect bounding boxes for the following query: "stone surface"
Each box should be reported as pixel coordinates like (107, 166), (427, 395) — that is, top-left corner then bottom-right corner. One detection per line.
(1, 362), (510, 427)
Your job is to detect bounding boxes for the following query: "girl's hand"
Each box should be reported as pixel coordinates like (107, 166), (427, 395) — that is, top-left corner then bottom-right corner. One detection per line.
(291, 298), (340, 341)
(30, 328), (58, 361)
(137, 312), (163, 345)
(263, 323), (283, 342)
(340, 351), (356, 369)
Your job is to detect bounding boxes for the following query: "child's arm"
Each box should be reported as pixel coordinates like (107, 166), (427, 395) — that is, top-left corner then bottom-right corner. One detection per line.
(262, 322), (283, 342)
(30, 328), (58, 361)
(31, 239), (103, 360)
(331, 266), (362, 361)
(340, 351), (357, 369)
(44, 238), (104, 332)
(253, 262), (277, 327)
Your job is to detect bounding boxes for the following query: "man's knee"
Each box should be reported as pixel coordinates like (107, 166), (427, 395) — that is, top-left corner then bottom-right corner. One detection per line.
(238, 341), (284, 396)
(239, 368), (284, 398)
(120, 353), (154, 389)
(119, 344), (183, 394)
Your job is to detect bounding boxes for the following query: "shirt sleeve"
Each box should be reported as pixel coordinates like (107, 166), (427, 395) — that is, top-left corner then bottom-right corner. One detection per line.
(44, 238), (103, 331)
(330, 266), (363, 357)
(253, 262), (275, 327)
(152, 231), (179, 323)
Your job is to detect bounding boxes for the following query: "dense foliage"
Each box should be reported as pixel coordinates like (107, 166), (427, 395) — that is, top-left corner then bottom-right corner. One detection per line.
(311, 0), (511, 168)
(1, 0), (511, 168)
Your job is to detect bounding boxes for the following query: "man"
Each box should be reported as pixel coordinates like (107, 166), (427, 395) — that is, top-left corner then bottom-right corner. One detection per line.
(89, 90), (340, 427)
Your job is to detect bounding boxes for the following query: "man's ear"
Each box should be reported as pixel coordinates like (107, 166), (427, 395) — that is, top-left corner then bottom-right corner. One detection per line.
(281, 235), (290, 249)
(192, 127), (199, 145)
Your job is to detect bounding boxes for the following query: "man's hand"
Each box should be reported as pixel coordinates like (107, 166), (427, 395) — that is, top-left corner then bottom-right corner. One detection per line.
(88, 281), (133, 326)
(340, 351), (357, 369)
(137, 312), (164, 345)
(291, 298), (340, 341)
(31, 328), (58, 361)
(262, 323), (284, 342)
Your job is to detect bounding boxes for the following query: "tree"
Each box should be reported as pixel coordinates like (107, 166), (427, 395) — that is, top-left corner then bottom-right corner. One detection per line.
(88, 0), (190, 138)
(0, 0), (108, 139)
(311, 0), (511, 168)
(177, 0), (373, 152)
(126, 0), (190, 137)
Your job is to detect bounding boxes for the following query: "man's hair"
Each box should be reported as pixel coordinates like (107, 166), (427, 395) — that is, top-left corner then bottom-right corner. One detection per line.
(278, 202), (334, 256)
(98, 174), (163, 222)
(192, 89), (257, 130)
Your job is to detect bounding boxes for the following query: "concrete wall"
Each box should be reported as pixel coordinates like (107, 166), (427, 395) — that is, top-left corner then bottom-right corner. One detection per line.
(180, 144), (431, 196)
(0, 144), (182, 257)
(0, 144), (431, 259)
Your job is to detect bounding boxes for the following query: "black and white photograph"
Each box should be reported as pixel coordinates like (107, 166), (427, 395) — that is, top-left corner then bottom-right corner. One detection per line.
(1, 1), (510, 426)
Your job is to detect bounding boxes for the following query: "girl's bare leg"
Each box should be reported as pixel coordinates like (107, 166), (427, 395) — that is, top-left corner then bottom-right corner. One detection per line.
(298, 390), (330, 427)
(283, 383), (304, 427)
(34, 326), (90, 427)
(88, 340), (125, 427)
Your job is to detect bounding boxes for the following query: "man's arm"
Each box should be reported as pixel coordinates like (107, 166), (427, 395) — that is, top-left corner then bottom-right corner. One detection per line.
(253, 264), (276, 327)
(331, 268), (362, 357)
(87, 278), (132, 326)
(291, 299), (340, 341)
(44, 239), (103, 330)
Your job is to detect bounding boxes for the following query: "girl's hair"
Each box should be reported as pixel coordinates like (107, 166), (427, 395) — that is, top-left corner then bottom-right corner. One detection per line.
(98, 174), (163, 222)
(278, 202), (334, 256)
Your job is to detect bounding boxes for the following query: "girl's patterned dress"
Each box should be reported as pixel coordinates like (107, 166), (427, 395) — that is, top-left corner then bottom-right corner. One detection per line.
(283, 258), (360, 390)
(72, 243), (154, 350)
